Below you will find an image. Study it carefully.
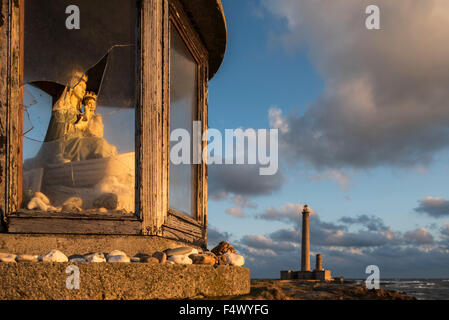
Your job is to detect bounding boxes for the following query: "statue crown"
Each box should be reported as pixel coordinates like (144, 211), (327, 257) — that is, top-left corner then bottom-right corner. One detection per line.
(83, 92), (97, 103)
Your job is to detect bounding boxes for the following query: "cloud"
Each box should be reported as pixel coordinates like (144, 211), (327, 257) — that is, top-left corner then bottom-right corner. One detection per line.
(438, 223), (449, 250)
(269, 226), (390, 249)
(307, 169), (352, 191)
(237, 229), (449, 279)
(256, 203), (392, 247)
(339, 215), (388, 232)
(236, 202), (449, 278)
(262, 0), (449, 170)
(414, 197), (449, 218)
(240, 235), (273, 249)
(207, 225), (232, 248)
(328, 170), (352, 191)
(225, 207), (245, 218)
(238, 230), (449, 278)
(240, 234), (299, 253)
(404, 228), (434, 245)
(441, 222), (449, 238)
(208, 164), (285, 199)
(268, 107), (289, 134)
(257, 204), (398, 247)
(232, 195), (257, 209)
(269, 228), (300, 243)
(209, 191), (228, 202)
(257, 203), (314, 224)
(325, 230), (393, 248)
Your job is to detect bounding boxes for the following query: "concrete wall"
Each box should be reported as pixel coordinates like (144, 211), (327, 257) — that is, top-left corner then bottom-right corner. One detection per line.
(0, 263), (250, 299)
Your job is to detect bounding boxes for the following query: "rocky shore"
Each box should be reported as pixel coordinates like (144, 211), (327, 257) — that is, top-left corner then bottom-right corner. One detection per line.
(209, 279), (416, 300)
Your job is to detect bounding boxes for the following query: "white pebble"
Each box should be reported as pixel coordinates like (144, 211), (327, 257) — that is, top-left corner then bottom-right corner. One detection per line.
(34, 192), (50, 205)
(16, 254), (39, 262)
(168, 255), (193, 265)
(222, 253), (245, 267)
(27, 197), (48, 211)
(84, 253), (106, 263)
(108, 250), (127, 257)
(47, 206), (61, 212)
(108, 255), (130, 263)
(40, 250), (68, 263)
(0, 253), (17, 263)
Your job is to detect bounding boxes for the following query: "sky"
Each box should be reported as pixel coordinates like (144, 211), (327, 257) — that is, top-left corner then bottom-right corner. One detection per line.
(206, 0), (449, 279)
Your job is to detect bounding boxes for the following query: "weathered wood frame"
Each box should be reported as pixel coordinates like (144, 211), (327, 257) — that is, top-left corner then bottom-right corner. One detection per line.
(0, 0), (209, 246)
(161, 0), (208, 247)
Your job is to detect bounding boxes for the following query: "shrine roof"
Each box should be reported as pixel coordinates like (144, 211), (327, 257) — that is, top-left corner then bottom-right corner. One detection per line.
(180, 0), (227, 79)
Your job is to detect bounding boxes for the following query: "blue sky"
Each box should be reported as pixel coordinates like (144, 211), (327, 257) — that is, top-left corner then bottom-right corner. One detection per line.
(206, 0), (449, 279)
(209, 1), (323, 131)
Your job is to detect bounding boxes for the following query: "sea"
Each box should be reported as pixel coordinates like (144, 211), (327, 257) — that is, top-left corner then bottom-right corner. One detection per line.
(354, 279), (449, 300)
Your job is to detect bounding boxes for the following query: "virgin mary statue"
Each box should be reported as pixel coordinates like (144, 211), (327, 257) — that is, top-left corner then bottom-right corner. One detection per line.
(24, 72), (117, 170)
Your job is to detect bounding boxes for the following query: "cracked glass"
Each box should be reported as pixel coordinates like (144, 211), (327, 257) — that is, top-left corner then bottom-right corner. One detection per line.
(22, 0), (137, 215)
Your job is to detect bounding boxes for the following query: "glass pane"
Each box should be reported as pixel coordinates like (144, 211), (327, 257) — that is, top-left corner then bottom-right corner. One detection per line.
(169, 23), (197, 217)
(22, 0), (137, 215)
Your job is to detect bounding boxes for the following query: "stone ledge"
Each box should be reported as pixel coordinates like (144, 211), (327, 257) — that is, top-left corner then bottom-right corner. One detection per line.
(0, 263), (250, 300)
